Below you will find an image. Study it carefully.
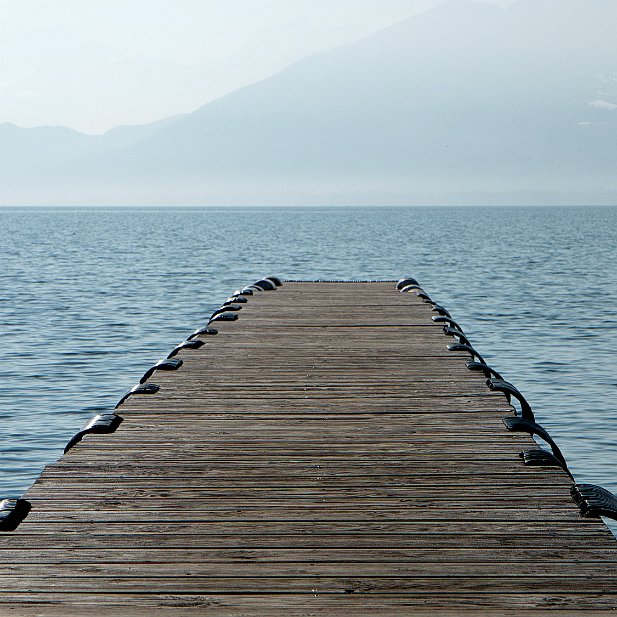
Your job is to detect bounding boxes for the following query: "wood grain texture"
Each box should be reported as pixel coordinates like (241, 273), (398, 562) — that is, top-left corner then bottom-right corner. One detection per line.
(2, 280), (616, 615)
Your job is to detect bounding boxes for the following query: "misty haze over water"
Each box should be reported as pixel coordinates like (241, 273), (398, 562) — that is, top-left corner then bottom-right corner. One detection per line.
(2, 0), (617, 206)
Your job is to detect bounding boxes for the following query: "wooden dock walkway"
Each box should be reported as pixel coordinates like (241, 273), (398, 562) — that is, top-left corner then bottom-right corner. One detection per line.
(2, 279), (617, 615)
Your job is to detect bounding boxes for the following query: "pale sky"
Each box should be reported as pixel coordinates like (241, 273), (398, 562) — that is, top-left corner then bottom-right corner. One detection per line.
(0, 0), (514, 133)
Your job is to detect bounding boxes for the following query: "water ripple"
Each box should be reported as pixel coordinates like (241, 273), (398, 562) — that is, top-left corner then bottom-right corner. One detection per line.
(1, 206), (616, 533)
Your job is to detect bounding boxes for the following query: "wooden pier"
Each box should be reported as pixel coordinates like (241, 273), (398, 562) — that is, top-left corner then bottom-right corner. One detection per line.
(2, 280), (617, 614)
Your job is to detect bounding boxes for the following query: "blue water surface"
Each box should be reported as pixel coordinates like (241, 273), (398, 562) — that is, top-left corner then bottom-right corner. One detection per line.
(1, 206), (616, 527)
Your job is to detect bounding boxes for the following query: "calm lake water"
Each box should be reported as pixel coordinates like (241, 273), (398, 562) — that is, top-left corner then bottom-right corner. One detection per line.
(1, 206), (616, 526)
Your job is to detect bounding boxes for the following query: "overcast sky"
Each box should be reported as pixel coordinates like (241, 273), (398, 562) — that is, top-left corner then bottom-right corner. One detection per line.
(0, 0), (514, 133)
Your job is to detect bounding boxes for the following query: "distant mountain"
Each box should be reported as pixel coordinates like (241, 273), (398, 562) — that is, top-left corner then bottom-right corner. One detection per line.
(0, 114), (183, 178)
(2, 0), (617, 205)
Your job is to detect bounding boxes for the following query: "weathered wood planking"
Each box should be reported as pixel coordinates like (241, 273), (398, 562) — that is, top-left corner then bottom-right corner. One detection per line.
(1, 280), (617, 615)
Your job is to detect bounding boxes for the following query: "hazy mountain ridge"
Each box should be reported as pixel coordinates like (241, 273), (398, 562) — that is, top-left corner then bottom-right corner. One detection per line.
(3, 0), (617, 205)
